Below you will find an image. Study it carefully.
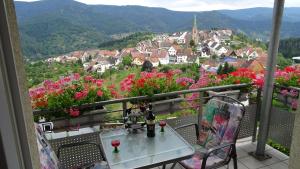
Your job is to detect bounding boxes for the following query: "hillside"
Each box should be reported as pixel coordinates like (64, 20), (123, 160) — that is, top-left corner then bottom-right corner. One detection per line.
(14, 0), (300, 59)
(279, 38), (300, 58)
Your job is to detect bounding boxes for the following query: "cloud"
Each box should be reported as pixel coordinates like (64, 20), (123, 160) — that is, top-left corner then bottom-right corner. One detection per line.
(16, 0), (300, 11)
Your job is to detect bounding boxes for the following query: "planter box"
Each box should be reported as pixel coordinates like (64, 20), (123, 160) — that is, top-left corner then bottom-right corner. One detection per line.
(51, 107), (107, 130)
(151, 97), (184, 114)
(276, 93), (295, 106)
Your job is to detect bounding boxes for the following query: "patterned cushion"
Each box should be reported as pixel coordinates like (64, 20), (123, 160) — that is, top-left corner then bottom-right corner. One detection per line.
(198, 99), (242, 149)
(181, 151), (224, 169)
(35, 124), (60, 169)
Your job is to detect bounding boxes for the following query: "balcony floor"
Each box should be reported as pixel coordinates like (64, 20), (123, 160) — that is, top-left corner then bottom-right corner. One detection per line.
(159, 137), (289, 169)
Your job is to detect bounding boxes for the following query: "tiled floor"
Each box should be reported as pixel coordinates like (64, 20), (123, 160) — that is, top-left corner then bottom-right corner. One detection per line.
(158, 137), (289, 169)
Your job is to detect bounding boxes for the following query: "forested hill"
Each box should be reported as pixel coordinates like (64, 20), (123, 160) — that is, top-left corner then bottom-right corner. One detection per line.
(15, 0), (300, 59)
(279, 38), (300, 58)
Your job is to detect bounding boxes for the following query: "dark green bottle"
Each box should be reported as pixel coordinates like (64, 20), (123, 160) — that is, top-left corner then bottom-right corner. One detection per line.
(146, 104), (155, 137)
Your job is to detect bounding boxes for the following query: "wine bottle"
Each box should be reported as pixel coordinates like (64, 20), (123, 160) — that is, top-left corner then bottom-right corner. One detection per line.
(146, 104), (155, 137)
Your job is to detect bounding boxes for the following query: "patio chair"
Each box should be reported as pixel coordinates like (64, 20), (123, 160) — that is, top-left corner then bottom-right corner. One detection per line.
(173, 95), (245, 169)
(35, 124), (108, 169)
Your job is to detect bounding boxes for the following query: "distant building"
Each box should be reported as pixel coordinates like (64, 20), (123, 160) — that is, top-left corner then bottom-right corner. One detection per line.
(192, 15), (199, 44)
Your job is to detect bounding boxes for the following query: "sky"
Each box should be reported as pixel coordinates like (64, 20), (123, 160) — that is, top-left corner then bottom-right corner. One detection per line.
(16, 0), (300, 11)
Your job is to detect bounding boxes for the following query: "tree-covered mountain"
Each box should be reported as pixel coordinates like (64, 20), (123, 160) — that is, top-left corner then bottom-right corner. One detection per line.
(279, 38), (300, 58)
(14, 0), (300, 59)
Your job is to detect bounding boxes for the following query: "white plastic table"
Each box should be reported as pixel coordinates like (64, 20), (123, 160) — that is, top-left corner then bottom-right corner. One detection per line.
(100, 124), (195, 169)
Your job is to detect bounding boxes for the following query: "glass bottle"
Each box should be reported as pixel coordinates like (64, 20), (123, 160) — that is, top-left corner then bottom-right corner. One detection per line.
(146, 104), (155, 137)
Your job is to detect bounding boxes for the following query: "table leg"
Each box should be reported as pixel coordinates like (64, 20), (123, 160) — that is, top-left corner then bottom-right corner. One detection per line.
(170, 163), (177, 169)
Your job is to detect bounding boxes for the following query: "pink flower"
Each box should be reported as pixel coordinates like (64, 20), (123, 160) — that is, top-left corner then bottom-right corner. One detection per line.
(280, 89), (289, 96)
(290, 89), (298, 97)
(69, 108), (80, 117)
(97, 90), (103, 97)
(291, 99), (298, 110)
(73, 73), (80, 80)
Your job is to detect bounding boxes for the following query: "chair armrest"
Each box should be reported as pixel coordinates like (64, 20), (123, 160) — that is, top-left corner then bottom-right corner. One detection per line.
(206, 142), (235, 156)
(174, 123), (199, 139)
(57, 141), (102, 159)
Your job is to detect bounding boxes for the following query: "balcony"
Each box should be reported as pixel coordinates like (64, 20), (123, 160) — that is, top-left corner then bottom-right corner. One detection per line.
(33, 84), (294, 169)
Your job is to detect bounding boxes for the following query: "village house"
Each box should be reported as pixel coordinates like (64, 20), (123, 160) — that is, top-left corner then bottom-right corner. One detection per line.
(176, 32), (188, 44)
(215, 46), (228, 56)
(151, 49), (169, 65)
(168, 46), (177, 56)
(93, 61), (112, 74)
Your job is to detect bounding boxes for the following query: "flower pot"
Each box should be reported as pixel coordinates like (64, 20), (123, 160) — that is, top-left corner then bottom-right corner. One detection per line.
(151, 97), (184, 114)
(51, 106), (107, 130)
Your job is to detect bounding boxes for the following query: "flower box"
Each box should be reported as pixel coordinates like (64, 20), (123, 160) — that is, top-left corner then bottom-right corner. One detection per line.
(50, 106), (107, 130)
(274, 86), (299, 110)
(151, 97), (184, 114)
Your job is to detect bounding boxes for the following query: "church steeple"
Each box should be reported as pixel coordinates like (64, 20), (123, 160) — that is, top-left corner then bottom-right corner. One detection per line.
(193, 15), (197, 30)
(192, 14), (199, 44)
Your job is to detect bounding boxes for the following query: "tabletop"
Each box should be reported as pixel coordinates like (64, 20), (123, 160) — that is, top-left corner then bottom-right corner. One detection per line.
(100, 124), (195, 169)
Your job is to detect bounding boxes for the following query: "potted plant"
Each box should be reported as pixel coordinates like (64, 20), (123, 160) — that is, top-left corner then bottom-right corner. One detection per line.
(274, 66), (300, 109)
(120, 70), (191, 113)
(30, 73), (116, 129)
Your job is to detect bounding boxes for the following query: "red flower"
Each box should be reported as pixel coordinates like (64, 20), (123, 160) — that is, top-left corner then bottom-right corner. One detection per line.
(74, 92), (83, 100)
(97, 90), (103, 97)
(69, 108), (80, 117)
(284, 66), (296, 73)
(84, 75), (93, 82)
(96, 79), (104, 87)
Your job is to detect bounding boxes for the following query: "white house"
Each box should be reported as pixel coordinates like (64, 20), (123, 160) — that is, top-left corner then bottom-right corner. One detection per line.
(168, 46), (177, 56)
(216, 46), (228, 56)
(83, 63), (90, 70)
(176, 32), (187, 44)
(93, 61), (112, 74)
(176, 55), (188, 63)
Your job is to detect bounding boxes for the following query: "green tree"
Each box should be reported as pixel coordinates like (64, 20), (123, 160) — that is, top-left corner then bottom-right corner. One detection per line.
(122, 55), (133, 66)
(189, 40), (195, 47)
(223, 62), (229, 74)
(88, 55), (92, 61)
(217, 65), (223, 75)
(211, 54), (218, 60)
(277, 53), (293, 69)
(141, 60), (153, 72)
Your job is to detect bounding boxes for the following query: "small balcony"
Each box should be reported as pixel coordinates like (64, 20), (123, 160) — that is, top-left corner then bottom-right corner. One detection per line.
(33, 84), (294, 169)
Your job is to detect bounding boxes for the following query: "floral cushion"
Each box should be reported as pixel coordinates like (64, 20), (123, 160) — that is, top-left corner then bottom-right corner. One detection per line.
(181, 151), (224, 169)
(35, 124), (60, 169)
(199, 99), (242, 148)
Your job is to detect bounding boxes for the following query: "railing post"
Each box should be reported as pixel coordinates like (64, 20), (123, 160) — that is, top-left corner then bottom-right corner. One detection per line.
(252, 88), (262, 142)
(198, 92), (204, 131)
(252, 0), (285, 160)
(122, 101), (127, 123)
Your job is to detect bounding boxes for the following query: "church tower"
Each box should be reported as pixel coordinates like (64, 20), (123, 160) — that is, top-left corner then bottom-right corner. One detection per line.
(192, 15), (199, 44)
